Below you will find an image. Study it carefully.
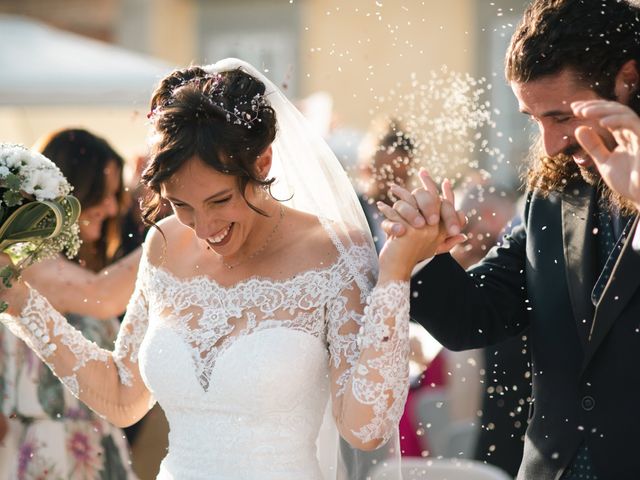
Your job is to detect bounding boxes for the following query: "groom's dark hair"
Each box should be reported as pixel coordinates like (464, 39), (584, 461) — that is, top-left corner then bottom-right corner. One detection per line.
(506, 0), (640, 105)
(506, 0), (640, 197)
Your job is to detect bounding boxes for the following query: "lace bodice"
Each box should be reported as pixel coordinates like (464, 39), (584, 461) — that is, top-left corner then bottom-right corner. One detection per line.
(1, 229), (410, 479)
(141, 245), (372, 393)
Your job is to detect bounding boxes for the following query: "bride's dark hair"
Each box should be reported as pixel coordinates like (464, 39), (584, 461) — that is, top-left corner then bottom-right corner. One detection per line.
(141, 66), (278, 226)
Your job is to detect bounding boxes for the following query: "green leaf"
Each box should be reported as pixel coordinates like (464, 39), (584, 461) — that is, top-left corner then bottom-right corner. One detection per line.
(2, 190), (22, 207)
(61, 196), (81, 224)
(0, 195), (81, 253)
(3, 173), (21, 190)
(0, 265), (16, 288)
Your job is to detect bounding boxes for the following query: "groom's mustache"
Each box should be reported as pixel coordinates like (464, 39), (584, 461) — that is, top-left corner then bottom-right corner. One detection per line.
(562, 144), (581, 158)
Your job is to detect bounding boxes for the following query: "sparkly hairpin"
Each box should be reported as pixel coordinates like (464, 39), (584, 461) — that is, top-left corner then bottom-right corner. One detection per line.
(223, 95), (268, 128)
(148, 76), (269, 129)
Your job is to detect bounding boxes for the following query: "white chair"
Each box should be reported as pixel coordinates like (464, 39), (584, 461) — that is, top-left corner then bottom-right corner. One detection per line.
(368, 457), (513, 480)
(413, 389), (451, 456)
(443, 420), (479, 459)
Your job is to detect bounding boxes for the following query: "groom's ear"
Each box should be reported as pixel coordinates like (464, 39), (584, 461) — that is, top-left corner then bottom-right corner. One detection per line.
(614, 59), (640, 104)
(255, 145), (273, 179)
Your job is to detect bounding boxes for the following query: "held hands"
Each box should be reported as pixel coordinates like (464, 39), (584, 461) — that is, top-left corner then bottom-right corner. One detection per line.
(376, 169), (467, 280)
(572, 100), (640, 212)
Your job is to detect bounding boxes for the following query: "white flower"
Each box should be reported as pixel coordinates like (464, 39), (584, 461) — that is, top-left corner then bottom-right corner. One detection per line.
(36, 175), (63, 201)
(3, 151), (20, 169)
(14, 148), (33, 167)
(0, 143), (80, 264)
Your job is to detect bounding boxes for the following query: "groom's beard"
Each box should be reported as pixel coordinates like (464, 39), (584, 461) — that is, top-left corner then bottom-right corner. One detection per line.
(554, 152), (637, 216)
(598, 177), (638, 217)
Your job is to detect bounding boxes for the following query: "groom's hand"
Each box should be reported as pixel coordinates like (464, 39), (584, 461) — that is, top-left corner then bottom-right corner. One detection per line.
(379, 169), (467, 255)
(572, 99), (640, 212)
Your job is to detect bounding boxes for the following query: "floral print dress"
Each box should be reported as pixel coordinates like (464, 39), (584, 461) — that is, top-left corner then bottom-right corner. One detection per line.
(0, 314), (137, 480)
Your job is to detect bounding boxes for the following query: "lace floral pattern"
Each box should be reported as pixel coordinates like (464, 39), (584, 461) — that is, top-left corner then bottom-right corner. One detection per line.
(113, 277), (150, 388)
(327, 280), (410, 443)
(1, 289), (109, 397)
(140, 240), (409, 444)
(143, 243), (373, 392)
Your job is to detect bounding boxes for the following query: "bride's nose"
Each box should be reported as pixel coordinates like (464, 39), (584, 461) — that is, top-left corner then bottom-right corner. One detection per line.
(193, 212), (215, 240)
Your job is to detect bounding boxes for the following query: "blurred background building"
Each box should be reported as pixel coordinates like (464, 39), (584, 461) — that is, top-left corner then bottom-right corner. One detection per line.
(0, 0), (531, 185)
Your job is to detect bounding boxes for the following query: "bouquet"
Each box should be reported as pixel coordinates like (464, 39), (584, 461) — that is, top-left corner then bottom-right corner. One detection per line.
(0, 144), (81, 311)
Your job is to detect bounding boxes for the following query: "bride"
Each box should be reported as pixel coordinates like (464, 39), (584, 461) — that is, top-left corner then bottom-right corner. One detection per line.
(0, 59), (438, 479)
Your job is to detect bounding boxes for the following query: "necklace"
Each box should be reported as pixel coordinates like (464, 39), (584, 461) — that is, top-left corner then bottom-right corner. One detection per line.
(219, 205), (285, 270)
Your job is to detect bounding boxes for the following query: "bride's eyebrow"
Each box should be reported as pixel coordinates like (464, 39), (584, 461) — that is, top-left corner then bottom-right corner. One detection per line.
(163, 188), (233, 205)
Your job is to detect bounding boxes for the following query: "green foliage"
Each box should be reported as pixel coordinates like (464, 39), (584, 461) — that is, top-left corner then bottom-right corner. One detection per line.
(2, 189), (22, 207)
(0, 195), (81, 262)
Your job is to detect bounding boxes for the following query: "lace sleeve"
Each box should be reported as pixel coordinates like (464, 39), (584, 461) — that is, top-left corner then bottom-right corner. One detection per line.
(327, 249), (410, 449)
(0, 255), (154, 427)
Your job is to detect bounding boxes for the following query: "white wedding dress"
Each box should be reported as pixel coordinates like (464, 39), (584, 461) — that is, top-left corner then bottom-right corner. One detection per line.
(1, 221), (410, 480)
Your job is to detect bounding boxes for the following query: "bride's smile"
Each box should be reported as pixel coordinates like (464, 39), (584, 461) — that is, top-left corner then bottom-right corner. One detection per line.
(207, 223), (233, 246)
(159, 151), (281, 265)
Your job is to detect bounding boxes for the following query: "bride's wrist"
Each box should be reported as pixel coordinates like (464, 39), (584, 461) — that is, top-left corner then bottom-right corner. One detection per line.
(377, 265), (412, 283)
(0, 277), (30, 316)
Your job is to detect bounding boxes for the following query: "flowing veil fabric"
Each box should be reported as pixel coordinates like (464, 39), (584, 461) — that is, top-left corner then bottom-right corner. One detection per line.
(203, 58), (371, 245)
(203, 58), (402, 480)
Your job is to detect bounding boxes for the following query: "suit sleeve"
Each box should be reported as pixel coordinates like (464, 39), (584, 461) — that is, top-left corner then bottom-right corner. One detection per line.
(410, 222), (529, 351)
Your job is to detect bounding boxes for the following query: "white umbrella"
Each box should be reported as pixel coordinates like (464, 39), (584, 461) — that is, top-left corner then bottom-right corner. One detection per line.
(0, 14), (173, 106)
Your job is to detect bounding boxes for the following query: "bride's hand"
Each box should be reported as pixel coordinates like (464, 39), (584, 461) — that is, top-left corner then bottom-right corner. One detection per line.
(380, 170), (467, 248)
(376, 174), (467, 281)
(0, 253), (29, 315)
(376, 212), (459, 282)
(376, 213), (466, 283)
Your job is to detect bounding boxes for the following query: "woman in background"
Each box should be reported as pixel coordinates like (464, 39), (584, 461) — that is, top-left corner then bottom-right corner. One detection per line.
(0, 128), (140, 479)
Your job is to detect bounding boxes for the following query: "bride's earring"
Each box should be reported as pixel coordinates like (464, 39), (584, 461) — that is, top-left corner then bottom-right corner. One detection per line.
(260, 175), (270, 196)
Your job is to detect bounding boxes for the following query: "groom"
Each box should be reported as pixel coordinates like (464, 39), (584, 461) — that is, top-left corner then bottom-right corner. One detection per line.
(380, 0), (640, 478)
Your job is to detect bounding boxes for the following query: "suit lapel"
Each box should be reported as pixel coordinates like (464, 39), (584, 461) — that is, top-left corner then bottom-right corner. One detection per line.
(582, 216), (640, 372)
(561, 183), (598, 347)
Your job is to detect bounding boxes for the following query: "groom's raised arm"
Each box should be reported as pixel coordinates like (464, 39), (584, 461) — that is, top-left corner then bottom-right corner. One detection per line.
(410, 222), (530, 351)
(379, 171), (531, 352)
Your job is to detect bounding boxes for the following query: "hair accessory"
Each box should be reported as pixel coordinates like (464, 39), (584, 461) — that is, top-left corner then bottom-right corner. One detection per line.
(148, 74), (270, 129)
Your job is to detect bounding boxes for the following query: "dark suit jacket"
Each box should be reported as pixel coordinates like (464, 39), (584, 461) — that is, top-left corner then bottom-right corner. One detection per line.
(411, 179), (640, 480)
(473, 334), (529, 477)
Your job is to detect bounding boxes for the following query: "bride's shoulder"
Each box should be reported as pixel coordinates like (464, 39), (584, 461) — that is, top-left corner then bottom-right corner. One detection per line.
(283, 208), (370, 255)
(285, 209), (332, 248)
(143, 215), (194, 267)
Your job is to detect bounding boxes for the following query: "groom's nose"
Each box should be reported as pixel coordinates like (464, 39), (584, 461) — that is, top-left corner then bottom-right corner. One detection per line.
(541, 123), (572, 158)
